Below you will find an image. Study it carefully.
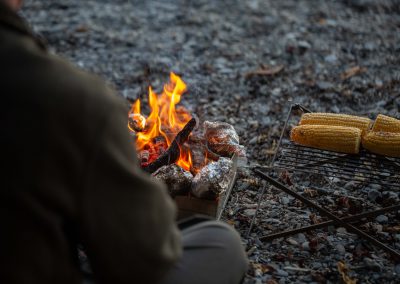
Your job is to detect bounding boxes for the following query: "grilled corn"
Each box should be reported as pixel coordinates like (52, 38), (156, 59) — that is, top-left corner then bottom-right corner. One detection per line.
(362, 131), (400, 157)
(371, 114), (400, 133)
(299, 112), (372, 135)
(290, 125), (361, 154)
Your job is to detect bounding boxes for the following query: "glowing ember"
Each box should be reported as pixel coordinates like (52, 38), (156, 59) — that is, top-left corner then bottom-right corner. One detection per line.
(129, 72), (193, 171)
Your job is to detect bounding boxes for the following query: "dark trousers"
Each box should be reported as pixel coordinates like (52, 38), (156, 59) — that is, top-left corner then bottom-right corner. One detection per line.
(81, 218), (248, 284)
(161, 218), (249, 284)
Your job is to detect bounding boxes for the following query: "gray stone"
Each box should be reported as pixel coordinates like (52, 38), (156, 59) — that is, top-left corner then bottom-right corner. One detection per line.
(286, 237), (298, 246)
(364, 257), (382, 272)
(375, 215), (389, 224)
(367, 189), (382, 202)
(296, 233), (307, 243)
(243, 209), (257, 217)
(302, 241), (310, 251)
(336, 244), (346, 254)
(281, 197), (290, 205)
(275, 269), (289, 277)
(324, 53), (338, 63)
(395, 264), (400, 275)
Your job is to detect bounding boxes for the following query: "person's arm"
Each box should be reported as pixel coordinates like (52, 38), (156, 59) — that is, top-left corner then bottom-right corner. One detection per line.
(79, 98), (181, 284)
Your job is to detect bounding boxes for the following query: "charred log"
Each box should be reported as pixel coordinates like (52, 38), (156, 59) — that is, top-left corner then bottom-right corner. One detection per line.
(142, 118), (197, 173)
(139, 136), (168, 167)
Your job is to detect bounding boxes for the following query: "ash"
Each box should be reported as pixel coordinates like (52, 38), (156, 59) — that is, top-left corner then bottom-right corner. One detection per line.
(24, 0), (400, 283)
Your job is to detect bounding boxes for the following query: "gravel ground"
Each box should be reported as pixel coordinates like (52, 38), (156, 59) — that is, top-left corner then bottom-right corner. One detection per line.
(23, 0), (400, 283)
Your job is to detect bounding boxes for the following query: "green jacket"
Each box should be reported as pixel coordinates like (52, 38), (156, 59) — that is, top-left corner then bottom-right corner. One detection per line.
(0, 3), (181, 283)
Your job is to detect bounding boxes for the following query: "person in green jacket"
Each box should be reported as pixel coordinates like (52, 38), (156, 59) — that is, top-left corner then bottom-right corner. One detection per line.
(0, 0), (248, 283)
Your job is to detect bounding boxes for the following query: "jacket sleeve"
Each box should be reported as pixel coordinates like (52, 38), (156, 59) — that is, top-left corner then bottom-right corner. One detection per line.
(79, 97), (182, 284)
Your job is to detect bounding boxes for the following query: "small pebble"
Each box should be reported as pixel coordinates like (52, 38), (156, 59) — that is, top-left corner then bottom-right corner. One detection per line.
(281, 197), (290, 205)
(296, 233), (307, 243)
(275, 269), (289, 277)
(302, 241), (310, 251)
(367, 189), (381, 202)
(336, 244), (346, 254)
(364, 257), (382, 272)
(243, 209), (257, 217)
(375, 215), (389, 224)
(395, 264), (400, 275)
(286, 237), (298, 246)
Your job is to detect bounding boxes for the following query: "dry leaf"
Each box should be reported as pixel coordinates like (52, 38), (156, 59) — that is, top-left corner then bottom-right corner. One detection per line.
(75, 25), (89, 33)
(309, 213), (320, 224)
(304, 188), (319, 198)
(264, 140), (277, 155)
(337, 261), (357, 284)
(279, 170), (293, 186)
(245, 65), (284, 78)
(384, 225), (400, 233)
(252, 263), (276, 274)
(341, 66), (366, 80)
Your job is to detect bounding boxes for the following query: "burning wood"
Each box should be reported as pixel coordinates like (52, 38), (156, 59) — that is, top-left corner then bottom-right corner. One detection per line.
(139, 136), (168, 166)
(191, 157), (234, 199)
(204, 121), (246, 157)
(129, 72), (194, 173)
(128, 73), (243, 201)
(152, 164), (193, 197)
(142, 118), (196, 173)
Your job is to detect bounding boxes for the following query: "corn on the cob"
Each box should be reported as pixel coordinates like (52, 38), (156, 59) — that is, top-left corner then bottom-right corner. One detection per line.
(371, 114), (400, 133)
(290, 125), (361, 154)
(362, 131), (400, 157)
(299, 113), (372, 135)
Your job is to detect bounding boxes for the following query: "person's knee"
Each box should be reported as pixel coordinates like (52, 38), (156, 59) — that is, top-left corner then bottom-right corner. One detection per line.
(212, 221), (248, 267)
(184, 220), (249, 273)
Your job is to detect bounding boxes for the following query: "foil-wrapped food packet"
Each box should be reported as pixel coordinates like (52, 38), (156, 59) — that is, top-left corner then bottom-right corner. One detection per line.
(152, 164), (193, 197)
(204, 121), (246, 158)
(191, 157), (233, 199)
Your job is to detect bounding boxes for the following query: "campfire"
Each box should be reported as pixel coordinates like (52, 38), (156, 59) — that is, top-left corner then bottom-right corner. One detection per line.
(128, 73), (245, 200)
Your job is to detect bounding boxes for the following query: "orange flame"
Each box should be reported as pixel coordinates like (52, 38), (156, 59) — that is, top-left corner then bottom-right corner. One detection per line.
(129, 72), (192, 171)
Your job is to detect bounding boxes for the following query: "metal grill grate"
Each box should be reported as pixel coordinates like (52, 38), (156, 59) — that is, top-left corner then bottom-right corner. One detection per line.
(275, 143), (400, 189)
(248, 104), (400, 259)
(272, 104), (400, 190)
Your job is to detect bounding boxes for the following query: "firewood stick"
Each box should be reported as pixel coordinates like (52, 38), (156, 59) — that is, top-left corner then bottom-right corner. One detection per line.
(142, 118), (197, 173)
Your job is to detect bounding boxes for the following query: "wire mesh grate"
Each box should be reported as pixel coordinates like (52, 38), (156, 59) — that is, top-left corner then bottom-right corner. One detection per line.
(273, 105), (400, 190)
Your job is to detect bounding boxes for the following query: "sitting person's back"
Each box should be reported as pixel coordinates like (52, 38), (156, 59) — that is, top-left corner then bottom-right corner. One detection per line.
(0, 2), (181, 283)
(0, 1), (248, 283)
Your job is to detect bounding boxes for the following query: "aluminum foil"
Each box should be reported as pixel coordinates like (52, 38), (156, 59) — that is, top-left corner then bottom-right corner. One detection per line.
(191, 157), (233, 199)
(152, 164), (193, 197)
(204, 121), (246, 157)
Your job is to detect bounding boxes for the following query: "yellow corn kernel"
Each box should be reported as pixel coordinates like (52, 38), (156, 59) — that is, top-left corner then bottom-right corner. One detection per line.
(290, 125), (361, 154)
(372, 114), (400, 133)
(362, 131), (400, 157)
(299, 113), (372, 135)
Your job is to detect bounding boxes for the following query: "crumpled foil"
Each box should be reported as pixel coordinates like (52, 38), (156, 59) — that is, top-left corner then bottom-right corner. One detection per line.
(128, 113), (146, 132)
(152, 164), (193, 197)
(204, 121), (246, 157)
(191, 157), (233, 199)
